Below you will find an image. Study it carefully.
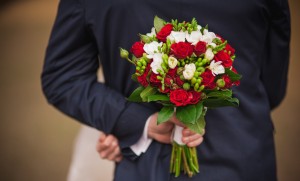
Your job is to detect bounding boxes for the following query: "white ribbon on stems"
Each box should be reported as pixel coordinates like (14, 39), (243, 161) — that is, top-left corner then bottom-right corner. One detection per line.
(172, 107), (185, 145)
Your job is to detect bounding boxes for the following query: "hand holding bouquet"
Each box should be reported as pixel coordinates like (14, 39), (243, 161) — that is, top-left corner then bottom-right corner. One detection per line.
(120, 16), (241, 178)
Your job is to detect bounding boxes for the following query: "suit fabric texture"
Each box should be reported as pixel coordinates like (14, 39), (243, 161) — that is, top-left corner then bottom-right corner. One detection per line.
(42, 0), (290, 180)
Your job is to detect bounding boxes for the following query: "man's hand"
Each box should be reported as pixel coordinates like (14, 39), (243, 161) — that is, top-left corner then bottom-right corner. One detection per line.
(147, 113), (205, 147)
(96, 133), (122, 162)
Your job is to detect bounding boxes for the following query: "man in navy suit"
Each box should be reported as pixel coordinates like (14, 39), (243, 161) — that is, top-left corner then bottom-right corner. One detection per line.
(42, 0), (290, 180)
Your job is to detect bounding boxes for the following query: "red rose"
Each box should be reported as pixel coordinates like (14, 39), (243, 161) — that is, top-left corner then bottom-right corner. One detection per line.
(159, 86), (170, 93)
(189, 91), (201, 104)
(214, 51), (233, 68)
(229, 68), (241, 86)
(170, 89), (192, 106)
(149, 72), (161, 87)
(156, 24), (173, 42)
(194, 41), (207, 56)
(167, 67), (178, 78)
(225, 43), (235, 56)
(201, 70), (215, 87)
(222, 75), (232, 89)
(206, 82), (217, 90)
(130, 42), (145, 58)
(137, 65), (150, 87)
(234, 80), (240, 86)
(171, 42), (193, 59)
(164, 77), (172, 86)
(175, 76), (184, 87)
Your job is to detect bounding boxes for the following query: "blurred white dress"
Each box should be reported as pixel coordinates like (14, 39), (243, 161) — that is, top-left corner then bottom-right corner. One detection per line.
(67, 68), (114, 181)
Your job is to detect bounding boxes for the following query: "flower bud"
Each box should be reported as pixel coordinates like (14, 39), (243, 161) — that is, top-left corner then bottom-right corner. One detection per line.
(204, 48), (214, 61)
(162, 54), (169, 64)
(139, 34), (151, 43)
(200, 85), (205, 91)
(137, 61), (142, 67)
(216, 78), (225, 88)
(183, 83), (190, 90)
(191, 77), (196, 85)
(177, 67), (184, 75)
(194, 83), (199, 90)
(120, 48), (129, 59)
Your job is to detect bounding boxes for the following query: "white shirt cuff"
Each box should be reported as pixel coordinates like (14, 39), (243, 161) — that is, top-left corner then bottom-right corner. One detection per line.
(130, 115), (153, 156)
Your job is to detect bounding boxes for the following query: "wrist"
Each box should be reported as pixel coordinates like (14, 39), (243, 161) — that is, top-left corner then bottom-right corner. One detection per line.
(147, 113), (158, 139)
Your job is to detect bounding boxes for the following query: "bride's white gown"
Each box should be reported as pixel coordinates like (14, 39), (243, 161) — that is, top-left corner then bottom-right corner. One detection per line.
(67, 126), (114, 181)
(67, 67), (114, 181)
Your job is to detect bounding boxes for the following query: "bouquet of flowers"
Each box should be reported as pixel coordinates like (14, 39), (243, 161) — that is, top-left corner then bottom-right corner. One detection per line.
(120, 16), (241, 178)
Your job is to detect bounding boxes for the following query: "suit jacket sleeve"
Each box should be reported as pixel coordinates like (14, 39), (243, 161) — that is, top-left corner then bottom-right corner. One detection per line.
(41, 0), (156, 155)
(261, 0), (291, 110)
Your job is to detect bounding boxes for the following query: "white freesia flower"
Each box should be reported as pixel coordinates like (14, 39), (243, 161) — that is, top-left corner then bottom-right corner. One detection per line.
(168, 56), (178, 69)
(201, 29), (217, 44)
(197, 25), (202, 31)
(146, 27), (156, 37)
(205, 48), (214, 60)
(186, 31), (202, 45)
(209, 42), (217, 48)
(183, 63), (196, 80)
(209, 60), (225, 76)
(167, 31), (186, 43)
(143, 41), (163, 59)
(150, 53), (164, 74)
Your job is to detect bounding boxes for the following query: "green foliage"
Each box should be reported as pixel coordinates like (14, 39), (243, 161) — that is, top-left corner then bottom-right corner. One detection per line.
(131, 74), (138, 82)
(225, 68), (242, 82)
(157, 106), (174, 124)
(176, 102), (204, 125)
(140, 86), (157, 102)
(203, 97), (239, 108)
(206, 90), (232, 98)
(127, 86), (144, 102)
(147, 94), (170, 102)
(154, 16), (166, 33)
(185, 111), (206, 135)
(139, 34), (151, 43)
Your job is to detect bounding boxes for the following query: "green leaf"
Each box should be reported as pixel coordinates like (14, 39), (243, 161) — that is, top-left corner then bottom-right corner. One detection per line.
(127, 86), (144, 102)
(186, 113), (206, 135)
(154, 16), (166, 33)
(176, 105), (197, 124)
(203, 97), (239, 108)
(157, 106), (174, 124)
(140, 86), (157, 102)
(195, 102), (204, 121)
(139, 34), (151, 43)
(131, 74), (138, 82)
(225, 68), (242, 82)
(147, 94), (170, 102)
(159, 102), (174, 107)
(207, 90), (232, 98)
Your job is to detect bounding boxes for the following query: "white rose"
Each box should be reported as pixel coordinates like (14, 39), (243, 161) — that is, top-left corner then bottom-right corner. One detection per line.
(209, 60), (225, 76)
(186, 31), (202, 45)
(205, 48), (214, 61)
(167, 31), (186, 43)
(168, 56), (178, 69)
(183, 63), (196, 80)
(143, 41), (163, 59)
(200, 29), (217, 44)
(146, 27), (156, 37)
(150, 53), (164, 74)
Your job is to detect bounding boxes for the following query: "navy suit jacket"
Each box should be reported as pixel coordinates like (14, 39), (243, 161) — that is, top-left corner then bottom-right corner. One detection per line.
(42, 0), (290, 180)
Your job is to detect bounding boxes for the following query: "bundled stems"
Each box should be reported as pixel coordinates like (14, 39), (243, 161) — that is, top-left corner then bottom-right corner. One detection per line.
(170, 142), (199, 178)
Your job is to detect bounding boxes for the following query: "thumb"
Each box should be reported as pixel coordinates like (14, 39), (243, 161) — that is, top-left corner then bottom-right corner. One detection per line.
(99, 132), (107, 142)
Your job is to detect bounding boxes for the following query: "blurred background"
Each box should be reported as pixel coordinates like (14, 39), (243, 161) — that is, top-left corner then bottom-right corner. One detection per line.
(0, 0), (299, 180)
